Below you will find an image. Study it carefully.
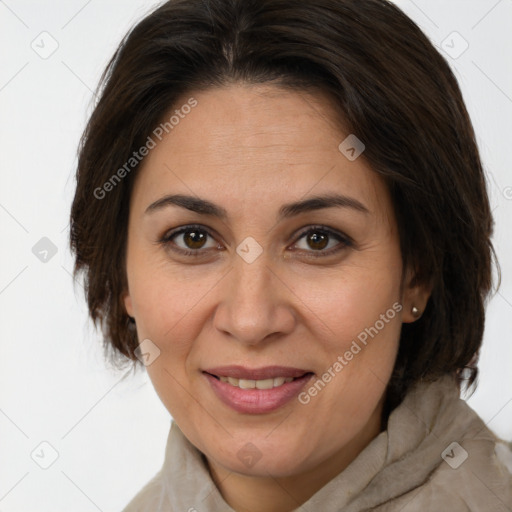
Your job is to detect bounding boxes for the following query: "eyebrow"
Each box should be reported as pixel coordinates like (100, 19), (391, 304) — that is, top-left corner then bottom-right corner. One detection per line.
(144, 193), (370, 220)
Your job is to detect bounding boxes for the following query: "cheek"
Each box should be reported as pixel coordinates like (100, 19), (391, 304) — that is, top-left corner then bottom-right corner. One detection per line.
(128, 258), (219, 345)
(291, 259), (402, 344)
(291, 258), (402, 412)
(130, 269), (211, 412)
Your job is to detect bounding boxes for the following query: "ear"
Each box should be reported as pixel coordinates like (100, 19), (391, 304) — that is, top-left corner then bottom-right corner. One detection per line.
(401, 265), (432, 323)
(123, 289), (134, 318)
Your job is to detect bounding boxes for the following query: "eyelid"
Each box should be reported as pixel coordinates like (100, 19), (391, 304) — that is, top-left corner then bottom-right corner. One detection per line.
(160, 224), (217, 242)
(291, 225), (353, 245)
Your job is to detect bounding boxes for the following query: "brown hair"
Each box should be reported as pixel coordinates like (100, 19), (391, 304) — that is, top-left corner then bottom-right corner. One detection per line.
(69, 0), (499, 416)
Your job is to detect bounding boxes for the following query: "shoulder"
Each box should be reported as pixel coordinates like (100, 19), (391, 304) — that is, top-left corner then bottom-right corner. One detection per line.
(423, 437), (512, 511)
(371, 376), (512, 511)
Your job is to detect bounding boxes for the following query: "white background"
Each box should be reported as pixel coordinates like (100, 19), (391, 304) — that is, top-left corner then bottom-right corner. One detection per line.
(1, 1), (511, 510)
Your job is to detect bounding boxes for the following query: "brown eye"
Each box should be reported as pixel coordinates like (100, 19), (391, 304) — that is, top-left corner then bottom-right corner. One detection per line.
(160, 225), (219, 256)
(292, 226), (352, 258)
(182, 229), (208, 249)
(305, 231), (329, 251)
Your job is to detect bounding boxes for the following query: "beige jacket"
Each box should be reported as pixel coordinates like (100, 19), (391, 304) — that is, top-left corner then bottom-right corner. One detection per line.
(122, 375), (512, 511)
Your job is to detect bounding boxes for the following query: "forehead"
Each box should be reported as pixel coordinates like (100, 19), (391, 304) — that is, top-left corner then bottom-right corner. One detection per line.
(130, 84), (390, 220)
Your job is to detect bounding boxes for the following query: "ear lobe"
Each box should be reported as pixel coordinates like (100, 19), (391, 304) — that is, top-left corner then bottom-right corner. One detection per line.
(401, 267), (433, 323)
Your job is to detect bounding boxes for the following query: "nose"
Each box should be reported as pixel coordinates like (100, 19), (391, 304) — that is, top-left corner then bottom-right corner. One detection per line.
(212, 251), (297, 346)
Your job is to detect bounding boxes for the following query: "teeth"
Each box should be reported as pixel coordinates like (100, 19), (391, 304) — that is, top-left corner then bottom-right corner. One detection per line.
(218, 376), (295, 389)
(239, 379), (255, 389)
(256, 378), (275, 390)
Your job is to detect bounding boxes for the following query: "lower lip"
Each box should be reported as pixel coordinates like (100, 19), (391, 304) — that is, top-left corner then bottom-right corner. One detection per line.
(203, 372), (314, 414)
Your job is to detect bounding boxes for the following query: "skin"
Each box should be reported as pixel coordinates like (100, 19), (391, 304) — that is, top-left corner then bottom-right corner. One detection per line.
(123, 84), (430, 512)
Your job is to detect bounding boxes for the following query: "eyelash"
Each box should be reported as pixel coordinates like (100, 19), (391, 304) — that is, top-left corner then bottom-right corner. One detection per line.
(158, 224), (353, 259)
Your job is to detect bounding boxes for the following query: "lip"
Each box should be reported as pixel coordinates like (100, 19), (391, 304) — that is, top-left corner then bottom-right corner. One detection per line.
(202, 366), (315, 414)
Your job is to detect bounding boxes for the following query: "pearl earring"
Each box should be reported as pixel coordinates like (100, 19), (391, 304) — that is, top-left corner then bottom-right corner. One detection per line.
(411, 305), (421, 318)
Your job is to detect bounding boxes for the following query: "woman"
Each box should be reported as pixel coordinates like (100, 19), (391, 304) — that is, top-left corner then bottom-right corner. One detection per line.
(69, 0), (512, 510)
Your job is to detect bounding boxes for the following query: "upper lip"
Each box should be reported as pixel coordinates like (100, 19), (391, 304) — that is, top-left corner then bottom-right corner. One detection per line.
(203, 365), (313, 380)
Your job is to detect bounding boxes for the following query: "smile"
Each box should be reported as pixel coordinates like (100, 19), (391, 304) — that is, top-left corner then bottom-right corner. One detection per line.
(202, 366), (315, 414)
(215, 375), (296, 389)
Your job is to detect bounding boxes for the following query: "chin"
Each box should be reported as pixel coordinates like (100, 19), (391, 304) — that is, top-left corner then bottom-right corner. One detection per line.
(210, 435), (320, 478)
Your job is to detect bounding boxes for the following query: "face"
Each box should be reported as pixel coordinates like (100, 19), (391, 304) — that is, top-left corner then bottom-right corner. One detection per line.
(123, 84), (422, 482)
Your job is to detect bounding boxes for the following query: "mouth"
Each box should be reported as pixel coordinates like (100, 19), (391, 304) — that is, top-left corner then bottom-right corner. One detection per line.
(202, 366), (315, 414)
(202, 365), (314, 386)
(203, 372), (314, 390)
